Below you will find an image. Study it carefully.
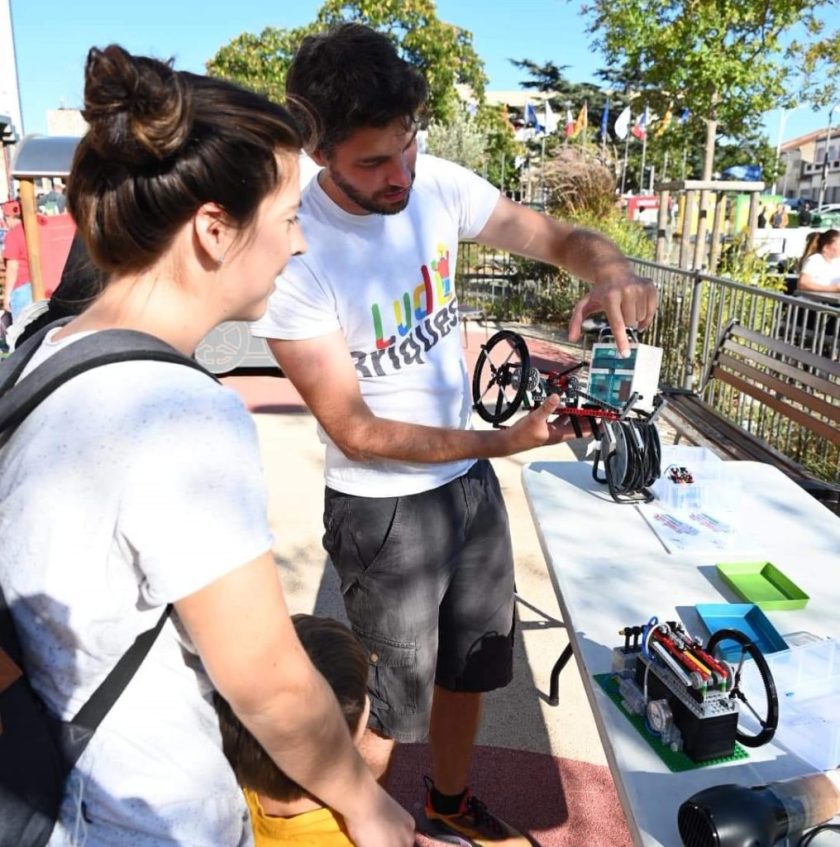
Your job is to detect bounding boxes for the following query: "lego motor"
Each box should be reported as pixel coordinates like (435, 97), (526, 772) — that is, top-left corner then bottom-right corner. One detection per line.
(612, 618), (778, 763)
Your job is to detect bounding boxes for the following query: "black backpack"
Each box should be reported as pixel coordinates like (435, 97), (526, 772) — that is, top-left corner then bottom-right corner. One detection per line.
(0, 321), (217, 847)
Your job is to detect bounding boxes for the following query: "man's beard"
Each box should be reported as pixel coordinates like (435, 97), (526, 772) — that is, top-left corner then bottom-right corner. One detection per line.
(331, 169), (414, 215)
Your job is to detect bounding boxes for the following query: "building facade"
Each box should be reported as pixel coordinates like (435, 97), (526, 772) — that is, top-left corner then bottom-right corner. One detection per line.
(779, 127), (840, 207)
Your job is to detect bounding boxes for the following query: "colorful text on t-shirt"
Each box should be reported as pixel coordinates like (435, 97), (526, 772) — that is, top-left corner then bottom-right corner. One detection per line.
(370, 245), (452, 350)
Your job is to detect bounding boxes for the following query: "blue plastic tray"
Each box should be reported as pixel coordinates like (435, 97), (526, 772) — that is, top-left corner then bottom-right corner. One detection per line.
(695, 603), (788, 660)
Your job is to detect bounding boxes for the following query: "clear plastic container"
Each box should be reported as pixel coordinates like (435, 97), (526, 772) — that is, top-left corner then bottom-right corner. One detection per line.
(652, 447), (741, 512)
(742, 640), (840, 771)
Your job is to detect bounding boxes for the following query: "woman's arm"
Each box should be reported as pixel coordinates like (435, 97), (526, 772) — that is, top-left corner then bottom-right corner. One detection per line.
(798, 271), (840, 292)
(175, 552), (414, 847)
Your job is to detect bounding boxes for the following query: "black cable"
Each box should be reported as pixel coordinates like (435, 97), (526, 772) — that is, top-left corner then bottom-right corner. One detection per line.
(596, 419), (661, 503)
(798, 823), (840, 846)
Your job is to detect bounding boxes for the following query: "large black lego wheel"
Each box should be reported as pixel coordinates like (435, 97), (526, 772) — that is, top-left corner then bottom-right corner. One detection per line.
(707, 628), (779, 748)
(472, 330), (531, 425)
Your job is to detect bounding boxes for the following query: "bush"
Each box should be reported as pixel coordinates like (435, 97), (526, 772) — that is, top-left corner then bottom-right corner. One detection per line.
(542, 148), (617, 220)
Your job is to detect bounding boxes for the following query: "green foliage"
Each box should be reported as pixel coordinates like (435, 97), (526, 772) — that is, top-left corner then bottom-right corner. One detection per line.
(206, 26), (315, 103)
(426, 108), (486, 172)
(716, 233), (786, 293)
(793, 25), (840, 108)
(579, 0), (830, 178)
(474, 102), (523, 192)
(569, 209), (655, 262)
(206, 0), (486, 124)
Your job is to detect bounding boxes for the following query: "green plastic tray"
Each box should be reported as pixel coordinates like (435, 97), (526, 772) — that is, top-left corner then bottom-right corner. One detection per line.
(716, 561), (809, 611)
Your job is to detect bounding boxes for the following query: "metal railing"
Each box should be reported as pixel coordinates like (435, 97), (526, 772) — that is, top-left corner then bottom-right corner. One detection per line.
(456, 244), (840, 481)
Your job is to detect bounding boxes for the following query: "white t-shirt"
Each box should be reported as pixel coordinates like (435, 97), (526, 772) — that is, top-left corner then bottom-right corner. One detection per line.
(0, 329), (273, 846)
(799, 253), (840, 288)
(251, 154), (500, 497)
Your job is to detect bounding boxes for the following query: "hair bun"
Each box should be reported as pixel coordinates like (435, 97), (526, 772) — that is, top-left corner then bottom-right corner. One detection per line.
(82, 45), (193, 165)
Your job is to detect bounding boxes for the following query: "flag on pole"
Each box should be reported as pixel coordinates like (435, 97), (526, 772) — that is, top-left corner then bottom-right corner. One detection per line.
(599, 101), (610, 140)
(654, 104), (673, 138)
(564, 106), (575, 137)
(544, 100), (558, 134)
(614, 105), (631, 140)
(572, 102), (588, 138)
(631, 107), (649, 140)
(524, 101), (544, 133)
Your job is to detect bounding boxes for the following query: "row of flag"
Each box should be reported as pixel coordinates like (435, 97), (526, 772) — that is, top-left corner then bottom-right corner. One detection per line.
(523, 99), (690, 142)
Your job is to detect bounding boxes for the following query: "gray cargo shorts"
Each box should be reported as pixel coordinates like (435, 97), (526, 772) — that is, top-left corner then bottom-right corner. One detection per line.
(322, 459), (515, 743)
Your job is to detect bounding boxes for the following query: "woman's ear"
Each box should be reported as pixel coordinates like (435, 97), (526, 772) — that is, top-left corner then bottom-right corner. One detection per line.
(194, 203), (234, 267)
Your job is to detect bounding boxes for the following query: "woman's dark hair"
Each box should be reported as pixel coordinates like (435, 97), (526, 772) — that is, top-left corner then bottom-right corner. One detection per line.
(286, 23), (428, 154)
(68, 45), (306, 276)
(214, 614), (369, 803)
(799, 228), (839, 269)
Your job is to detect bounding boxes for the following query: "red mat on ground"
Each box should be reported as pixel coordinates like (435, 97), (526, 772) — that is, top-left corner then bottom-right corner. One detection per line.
(389, 744), (632, 847)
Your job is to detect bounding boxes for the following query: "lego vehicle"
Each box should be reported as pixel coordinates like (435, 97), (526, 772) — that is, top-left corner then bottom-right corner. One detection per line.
(611, 618), (779, 762)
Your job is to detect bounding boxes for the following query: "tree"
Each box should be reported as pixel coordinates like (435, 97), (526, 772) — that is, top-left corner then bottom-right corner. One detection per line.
(426, 107), (486, 172)
(580, 0), (828, 181)
(795, 26), (840, 108)
(206, 0), (486, 124)
(207, 26), (316, 104)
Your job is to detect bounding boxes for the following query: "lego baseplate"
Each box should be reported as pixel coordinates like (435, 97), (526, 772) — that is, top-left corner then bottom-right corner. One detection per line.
(593, 673), (750, 772)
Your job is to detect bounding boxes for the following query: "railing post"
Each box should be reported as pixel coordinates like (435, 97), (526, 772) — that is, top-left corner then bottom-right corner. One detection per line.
(684, 269), (704, 391)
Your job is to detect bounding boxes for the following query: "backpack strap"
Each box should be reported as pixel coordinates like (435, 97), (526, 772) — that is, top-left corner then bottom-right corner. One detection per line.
(0, 318), (74, 398)
(1, 324), (219, 764)
(0, 326), (218, 434)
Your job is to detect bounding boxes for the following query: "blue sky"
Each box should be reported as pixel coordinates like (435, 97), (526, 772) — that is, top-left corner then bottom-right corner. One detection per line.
(10, 0), (840, 147)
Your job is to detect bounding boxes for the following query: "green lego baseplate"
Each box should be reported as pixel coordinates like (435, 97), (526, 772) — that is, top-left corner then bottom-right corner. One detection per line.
(593, 672), (750, 772)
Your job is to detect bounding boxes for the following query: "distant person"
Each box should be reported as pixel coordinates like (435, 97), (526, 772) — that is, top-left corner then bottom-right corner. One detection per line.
(37, 182), (67, 215)
(797, 229), (840, 293)
(770, 205), (787, 228)
(1, 200), (37, 318)
(757, 206), (767, 228)
(216, 614), (370, 847)
(798, 201), (813, 227)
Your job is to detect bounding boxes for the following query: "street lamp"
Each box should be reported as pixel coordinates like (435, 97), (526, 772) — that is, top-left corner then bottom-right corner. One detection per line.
(771, 107), (801, 195)
(817, 103), (840, 212)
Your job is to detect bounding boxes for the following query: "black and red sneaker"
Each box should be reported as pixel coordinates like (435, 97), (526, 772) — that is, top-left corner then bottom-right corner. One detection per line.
(417, 778), (531, 846)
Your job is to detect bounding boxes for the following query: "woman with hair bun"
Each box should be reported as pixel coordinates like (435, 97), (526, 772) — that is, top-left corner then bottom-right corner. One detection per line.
(0, 46), (413, 847)
(797, 229), (840, 293)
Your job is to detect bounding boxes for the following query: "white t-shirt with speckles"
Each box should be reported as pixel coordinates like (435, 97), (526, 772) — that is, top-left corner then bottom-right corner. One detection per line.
(0, 329), (273, 846)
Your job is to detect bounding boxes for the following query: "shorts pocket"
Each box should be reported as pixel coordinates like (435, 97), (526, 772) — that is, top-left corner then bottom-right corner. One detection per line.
(325, 495), (402, 594)
(355, 630), (417, 717)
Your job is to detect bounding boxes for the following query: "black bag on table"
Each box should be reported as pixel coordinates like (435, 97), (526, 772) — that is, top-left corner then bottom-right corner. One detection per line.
(0, 321), (216, 847)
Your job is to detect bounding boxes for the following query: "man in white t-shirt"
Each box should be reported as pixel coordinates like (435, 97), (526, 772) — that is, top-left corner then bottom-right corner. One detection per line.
(251, 23), (657, 846)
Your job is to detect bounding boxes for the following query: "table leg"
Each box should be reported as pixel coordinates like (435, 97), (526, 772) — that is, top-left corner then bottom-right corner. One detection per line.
(548, 643), (574, 707)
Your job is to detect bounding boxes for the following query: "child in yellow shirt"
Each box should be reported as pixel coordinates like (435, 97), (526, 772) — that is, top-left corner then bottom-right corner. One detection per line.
(215, 614), (370, 846)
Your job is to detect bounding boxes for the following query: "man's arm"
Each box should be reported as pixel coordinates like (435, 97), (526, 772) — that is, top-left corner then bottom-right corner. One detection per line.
(476, 196), (658, 356)
(268, 332), (574, 464)
(175, 552), (415, 847)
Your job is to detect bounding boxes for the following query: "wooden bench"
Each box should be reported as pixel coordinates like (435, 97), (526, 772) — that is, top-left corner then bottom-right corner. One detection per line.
(661, 319), (840, 510)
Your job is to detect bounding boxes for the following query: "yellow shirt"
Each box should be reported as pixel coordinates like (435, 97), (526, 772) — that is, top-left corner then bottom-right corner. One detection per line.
(244, 788), (356, 847)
